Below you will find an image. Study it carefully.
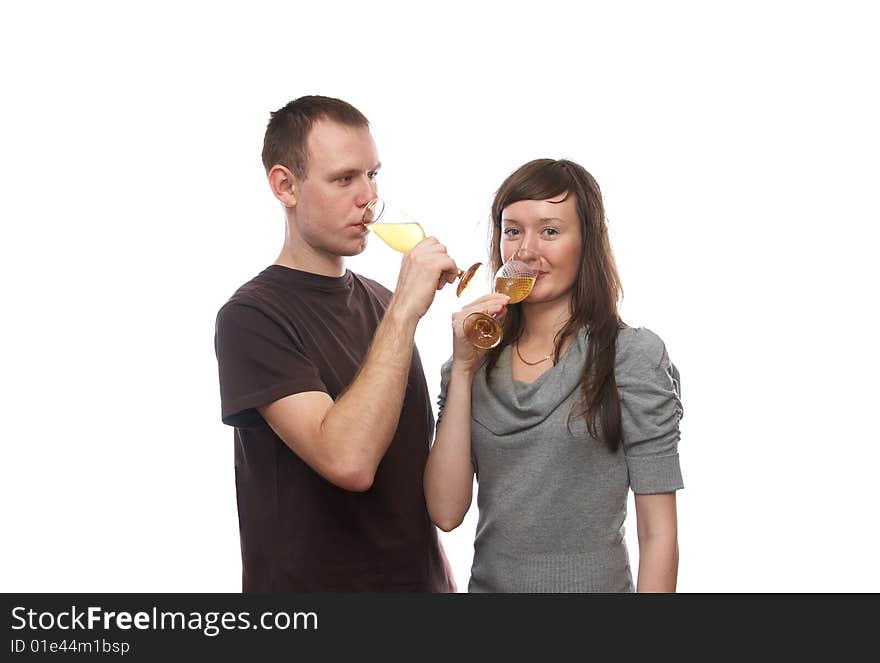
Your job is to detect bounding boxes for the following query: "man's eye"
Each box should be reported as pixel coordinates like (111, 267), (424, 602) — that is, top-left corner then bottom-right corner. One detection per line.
(368, 171), (378, 180)
(338, 176), (353, 184)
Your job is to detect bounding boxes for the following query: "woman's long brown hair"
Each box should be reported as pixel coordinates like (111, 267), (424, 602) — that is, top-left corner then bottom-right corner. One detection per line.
(484, 159), (625, 451)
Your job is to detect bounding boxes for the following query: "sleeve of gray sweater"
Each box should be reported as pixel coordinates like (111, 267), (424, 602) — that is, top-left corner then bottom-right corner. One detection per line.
(616, 328), (684, 494)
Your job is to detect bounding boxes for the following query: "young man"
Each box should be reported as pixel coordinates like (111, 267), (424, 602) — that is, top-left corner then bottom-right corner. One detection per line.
(215, 96), (459, 591)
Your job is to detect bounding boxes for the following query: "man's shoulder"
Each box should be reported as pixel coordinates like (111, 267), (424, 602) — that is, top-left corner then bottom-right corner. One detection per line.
(350, 270), (393, 302)
(216, 267), (285, 323)
(216, 267), (393, 322)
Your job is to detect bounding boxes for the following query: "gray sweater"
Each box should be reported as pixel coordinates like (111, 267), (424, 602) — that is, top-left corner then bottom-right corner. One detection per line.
(437, 326), (683, 593)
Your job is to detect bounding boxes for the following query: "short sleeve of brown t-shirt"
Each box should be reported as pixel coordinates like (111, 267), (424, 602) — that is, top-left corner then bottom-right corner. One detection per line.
(215, 301), (327, 429)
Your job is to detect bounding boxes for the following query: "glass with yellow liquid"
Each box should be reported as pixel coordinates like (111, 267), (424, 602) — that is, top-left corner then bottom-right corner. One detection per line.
(369, 222), (427, 253)
(462, 248), (539, 349)
(361, 197), (482, 297)
(494, 275), (538, 302)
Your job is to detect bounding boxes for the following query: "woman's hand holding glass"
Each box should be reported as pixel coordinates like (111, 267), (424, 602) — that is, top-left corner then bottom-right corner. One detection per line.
(450, 294), (511, 372)
(460, 247), (540, 349)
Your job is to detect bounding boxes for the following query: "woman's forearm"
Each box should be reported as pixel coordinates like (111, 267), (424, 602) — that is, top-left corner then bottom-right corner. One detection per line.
(424, 365), (476, 531)
(636, 535), (679, 592)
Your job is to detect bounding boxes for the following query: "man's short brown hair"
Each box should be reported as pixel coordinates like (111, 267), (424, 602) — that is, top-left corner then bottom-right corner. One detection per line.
(261, 95), (370, 178)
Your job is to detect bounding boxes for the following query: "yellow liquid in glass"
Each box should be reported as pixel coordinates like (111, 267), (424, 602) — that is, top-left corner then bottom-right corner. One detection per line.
(370, 222), (426, 252)
(495, 276), (537, 304)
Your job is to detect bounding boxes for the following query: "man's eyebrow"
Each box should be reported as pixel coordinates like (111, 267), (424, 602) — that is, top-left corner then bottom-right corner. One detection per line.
(328, 167), (358, 178)
(328, 163), (382, 179)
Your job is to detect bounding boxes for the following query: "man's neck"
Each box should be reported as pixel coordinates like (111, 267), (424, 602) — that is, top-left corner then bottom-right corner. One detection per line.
(274, 242), (346, 277)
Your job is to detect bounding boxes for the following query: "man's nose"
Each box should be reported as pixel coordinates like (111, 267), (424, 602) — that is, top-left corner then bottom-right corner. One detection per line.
(355, 174), (378, 207)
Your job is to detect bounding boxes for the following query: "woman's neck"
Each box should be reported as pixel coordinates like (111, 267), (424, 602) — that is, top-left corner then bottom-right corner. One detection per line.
(520, 297), (572, 346)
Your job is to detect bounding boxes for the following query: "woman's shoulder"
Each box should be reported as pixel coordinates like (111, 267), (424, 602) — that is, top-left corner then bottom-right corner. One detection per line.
(614, 326), (671, 375)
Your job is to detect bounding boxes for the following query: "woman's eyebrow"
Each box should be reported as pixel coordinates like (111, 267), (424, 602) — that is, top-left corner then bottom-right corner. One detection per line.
(502, 216), (568, 225)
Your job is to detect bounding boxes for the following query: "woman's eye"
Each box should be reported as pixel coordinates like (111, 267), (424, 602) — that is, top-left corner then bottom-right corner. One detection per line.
(502, 228), (519, 237)
(543, 228), (559, 237)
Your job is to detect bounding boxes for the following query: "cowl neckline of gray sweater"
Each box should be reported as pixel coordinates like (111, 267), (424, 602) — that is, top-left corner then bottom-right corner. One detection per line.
(471, 328), (589, 436)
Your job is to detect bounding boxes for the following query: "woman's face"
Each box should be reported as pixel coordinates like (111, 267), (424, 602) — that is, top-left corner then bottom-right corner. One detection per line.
(499, 193), (583, 305)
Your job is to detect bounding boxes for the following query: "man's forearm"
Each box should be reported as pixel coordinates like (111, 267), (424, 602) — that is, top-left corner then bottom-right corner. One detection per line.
(318, 304), (417, 486)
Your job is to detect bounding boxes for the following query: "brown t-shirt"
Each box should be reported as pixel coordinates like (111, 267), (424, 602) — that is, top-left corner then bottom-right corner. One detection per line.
(214, 265), (447, 591)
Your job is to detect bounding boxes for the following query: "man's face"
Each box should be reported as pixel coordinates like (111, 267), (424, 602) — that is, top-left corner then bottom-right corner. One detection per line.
(292, 119), (380, 257)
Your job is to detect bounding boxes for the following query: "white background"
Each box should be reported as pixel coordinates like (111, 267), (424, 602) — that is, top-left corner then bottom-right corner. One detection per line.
(2, 0), (878, 593)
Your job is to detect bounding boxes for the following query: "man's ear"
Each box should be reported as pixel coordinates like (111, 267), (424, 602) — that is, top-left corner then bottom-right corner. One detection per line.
(268, 165), (297, 208)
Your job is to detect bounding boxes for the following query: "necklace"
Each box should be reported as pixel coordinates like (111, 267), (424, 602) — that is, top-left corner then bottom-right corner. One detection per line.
(514, 342), (554, 366)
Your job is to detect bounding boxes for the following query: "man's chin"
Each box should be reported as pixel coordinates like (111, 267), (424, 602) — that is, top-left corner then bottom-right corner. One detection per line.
(336, 240), (368, 257)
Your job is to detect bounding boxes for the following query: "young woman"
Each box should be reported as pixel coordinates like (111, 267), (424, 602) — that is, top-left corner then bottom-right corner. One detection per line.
(424, 159), (683, 592)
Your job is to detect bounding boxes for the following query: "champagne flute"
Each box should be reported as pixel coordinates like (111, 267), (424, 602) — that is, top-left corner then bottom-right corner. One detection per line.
(462, 248), (539, 349)
(362, 197), (482, 297)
